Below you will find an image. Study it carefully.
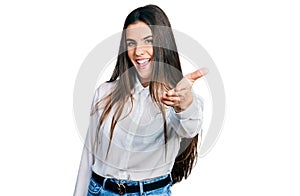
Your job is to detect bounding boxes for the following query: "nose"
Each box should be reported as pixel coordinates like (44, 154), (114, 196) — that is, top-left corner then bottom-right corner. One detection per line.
(135, 45), (145, 56)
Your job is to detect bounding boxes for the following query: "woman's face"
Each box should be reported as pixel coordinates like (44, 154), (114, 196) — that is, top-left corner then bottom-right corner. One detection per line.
(126, 21), (154, 86)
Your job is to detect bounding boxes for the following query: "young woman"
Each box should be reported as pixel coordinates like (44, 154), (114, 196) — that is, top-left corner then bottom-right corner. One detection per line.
(74, 4), (208, 196)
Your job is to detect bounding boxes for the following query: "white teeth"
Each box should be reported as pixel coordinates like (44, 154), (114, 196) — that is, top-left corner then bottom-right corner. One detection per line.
(136, 59), (149, 64)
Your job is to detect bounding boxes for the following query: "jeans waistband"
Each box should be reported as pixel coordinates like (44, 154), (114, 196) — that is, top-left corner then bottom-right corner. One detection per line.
(91, 172), (172, 195)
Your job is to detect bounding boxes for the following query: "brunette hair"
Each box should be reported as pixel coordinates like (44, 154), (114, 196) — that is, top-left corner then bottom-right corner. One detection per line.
(92, 4), (200, 185)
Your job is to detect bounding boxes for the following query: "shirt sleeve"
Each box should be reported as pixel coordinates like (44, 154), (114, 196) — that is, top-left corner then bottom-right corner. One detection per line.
(73, 86), (100, 196)
(169, 91), (204, 138)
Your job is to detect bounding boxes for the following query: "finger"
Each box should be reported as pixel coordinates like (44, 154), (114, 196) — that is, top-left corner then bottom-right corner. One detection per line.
(161, 93), (180, 105)
(161, 99), (176, 107)
(161, 91), (180, 101)
(161, 92), (170, 100)
(161, 99), (182, 108)
(185, 67), (209, 82)
(161, 96), (180, 103)
(166, 89), (178, 97)
(161, 89), (178, 98)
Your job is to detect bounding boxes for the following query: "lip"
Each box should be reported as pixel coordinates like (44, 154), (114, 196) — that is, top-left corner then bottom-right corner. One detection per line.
(135, 58), (150, 62)
(135, 58), (151, 70)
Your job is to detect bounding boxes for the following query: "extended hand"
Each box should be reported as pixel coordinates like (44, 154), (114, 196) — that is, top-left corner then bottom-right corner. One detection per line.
(160, 68), (208, 112)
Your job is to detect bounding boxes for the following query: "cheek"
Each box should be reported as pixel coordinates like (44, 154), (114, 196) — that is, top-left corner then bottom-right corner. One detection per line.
(148, 47), (154, 57)
(127, 49), (134, 60)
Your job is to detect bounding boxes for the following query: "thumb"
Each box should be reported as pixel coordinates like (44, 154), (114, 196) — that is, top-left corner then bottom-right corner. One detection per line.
(185, 67), (209, 82)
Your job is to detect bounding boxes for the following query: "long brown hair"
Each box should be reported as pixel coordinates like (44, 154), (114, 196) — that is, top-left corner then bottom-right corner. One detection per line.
(91, 4), (200, 185)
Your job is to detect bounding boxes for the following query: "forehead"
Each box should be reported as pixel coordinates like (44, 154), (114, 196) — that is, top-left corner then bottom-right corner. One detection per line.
(125, 21), (152, 39)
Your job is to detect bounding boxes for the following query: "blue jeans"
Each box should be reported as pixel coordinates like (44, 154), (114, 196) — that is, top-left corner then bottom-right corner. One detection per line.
(87, 174), (172, 196)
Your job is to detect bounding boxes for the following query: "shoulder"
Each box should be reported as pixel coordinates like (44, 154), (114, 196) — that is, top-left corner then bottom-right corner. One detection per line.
(93, 80), (117, 101)
(96, 80), (117, 93)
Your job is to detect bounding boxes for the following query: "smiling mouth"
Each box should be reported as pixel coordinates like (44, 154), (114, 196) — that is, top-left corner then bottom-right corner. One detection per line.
(135, 58), (151, 70)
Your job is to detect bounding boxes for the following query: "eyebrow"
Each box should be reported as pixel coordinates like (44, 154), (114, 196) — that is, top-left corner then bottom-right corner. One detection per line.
(126, 35), (153, 42)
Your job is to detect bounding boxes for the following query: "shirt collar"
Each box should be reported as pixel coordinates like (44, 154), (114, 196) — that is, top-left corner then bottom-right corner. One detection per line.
(133, 73), (149, 95)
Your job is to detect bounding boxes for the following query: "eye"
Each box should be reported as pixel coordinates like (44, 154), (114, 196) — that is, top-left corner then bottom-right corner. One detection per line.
(145, 39), (153, 45)
(126, 41), (136, 47)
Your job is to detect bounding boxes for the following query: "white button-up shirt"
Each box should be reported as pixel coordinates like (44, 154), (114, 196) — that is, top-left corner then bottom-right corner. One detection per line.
(74, 76), (204, 196)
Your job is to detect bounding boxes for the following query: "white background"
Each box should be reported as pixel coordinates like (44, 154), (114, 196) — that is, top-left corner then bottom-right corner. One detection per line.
(1, 0), (299, 195)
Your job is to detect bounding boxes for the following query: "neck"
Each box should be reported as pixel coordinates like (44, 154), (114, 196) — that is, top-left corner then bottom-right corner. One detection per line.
(137, 75), (150, 87)
(141, 81), (149, 87)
